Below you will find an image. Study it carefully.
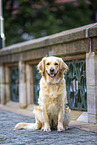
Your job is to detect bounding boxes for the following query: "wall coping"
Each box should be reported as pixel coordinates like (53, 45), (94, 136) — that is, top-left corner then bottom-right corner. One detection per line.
(0, 23), (97, 56)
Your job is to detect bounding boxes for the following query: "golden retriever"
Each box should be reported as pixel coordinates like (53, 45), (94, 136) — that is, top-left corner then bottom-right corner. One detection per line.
(15, 56), (70, 132)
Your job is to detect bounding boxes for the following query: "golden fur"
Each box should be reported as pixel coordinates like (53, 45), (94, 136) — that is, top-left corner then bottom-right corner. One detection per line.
(15, 56), (70, 132)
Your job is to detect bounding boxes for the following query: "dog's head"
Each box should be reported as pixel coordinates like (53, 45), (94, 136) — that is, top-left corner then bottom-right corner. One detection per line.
(37, 56), (68, 83)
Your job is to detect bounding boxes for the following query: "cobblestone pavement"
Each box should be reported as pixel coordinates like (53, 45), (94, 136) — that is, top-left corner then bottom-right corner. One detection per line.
(0, 109), (97, 145)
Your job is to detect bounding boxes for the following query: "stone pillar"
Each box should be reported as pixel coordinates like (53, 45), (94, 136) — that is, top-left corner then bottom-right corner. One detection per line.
(26, 64), (33, 105)
(0, 65), (5, 104)
(5, 66), (10, 102)
(19, 61), (27, 108)
(86, 52), (97, 124)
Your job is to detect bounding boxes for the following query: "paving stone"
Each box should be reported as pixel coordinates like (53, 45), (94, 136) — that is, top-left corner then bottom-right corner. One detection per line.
(0, 109), (97, 145)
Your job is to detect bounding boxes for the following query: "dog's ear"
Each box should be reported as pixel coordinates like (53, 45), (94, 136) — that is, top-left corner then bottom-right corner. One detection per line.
(59, 58), (68, 73)
(37, 57), (47, 74)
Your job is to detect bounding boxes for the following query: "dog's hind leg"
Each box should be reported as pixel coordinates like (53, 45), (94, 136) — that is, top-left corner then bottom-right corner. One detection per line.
(34, 106), (43, 129)
(63, 106), (70, 129)
(14, 106), (43, 130)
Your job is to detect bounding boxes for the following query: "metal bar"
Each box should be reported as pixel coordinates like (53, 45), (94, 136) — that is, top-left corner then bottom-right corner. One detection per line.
(0, 0), (5, 48)
(0, 0), (2, 16)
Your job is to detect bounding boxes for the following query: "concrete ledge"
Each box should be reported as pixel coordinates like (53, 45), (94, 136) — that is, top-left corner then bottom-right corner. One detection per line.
(0, 23), (97, 64)
(77, 112), (88, 123)
(0, 23), (97, 56)
(0, 104), (35, 118)
(70, 120), (97, 133)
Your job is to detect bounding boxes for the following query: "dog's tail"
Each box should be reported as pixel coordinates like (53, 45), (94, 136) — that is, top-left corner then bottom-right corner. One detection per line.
(14, 122), (38, 130)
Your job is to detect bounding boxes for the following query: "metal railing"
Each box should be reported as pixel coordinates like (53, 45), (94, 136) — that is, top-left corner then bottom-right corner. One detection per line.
(0, 0), (5, 49)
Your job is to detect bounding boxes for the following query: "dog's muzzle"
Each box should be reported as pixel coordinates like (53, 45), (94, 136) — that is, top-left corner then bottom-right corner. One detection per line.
(46, 68), (58, 78)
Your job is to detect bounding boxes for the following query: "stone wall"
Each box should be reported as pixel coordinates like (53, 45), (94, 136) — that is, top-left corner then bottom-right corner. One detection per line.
(0, 23), (97, 123)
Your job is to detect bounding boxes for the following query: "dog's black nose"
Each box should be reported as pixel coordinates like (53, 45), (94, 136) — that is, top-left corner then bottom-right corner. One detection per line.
(50, 68), (54, 73)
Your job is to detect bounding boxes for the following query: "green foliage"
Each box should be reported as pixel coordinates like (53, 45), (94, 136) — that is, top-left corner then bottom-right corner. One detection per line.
(3, 0), (97, 46)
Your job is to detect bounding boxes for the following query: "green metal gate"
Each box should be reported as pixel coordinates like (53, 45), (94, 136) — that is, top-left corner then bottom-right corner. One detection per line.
(65, 60), (87, 111)
(33, 60), (87, 110)
(10, 67), (19, 102)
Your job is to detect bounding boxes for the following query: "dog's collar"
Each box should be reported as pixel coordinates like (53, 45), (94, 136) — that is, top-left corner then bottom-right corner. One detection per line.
(46, 70), (58, 78)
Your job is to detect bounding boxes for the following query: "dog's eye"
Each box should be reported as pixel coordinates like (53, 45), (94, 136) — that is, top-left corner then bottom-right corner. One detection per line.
(46, 62), (50, 65)
(54, 63), (58, 65)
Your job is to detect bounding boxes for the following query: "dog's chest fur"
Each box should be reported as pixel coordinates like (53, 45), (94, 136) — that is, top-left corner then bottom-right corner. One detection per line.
(39, 78), (65, 115)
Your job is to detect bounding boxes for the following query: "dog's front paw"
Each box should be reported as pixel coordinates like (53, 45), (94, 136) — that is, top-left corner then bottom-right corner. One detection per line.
(57, 125), (65, 132)
(44, 125), (51, 132)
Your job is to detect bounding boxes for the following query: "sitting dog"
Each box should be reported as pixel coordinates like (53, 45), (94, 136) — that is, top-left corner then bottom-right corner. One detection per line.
(15, 56), (70, 132)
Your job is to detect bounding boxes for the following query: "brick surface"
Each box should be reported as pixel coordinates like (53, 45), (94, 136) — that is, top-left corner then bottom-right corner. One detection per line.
(0, 109), (97, 145)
